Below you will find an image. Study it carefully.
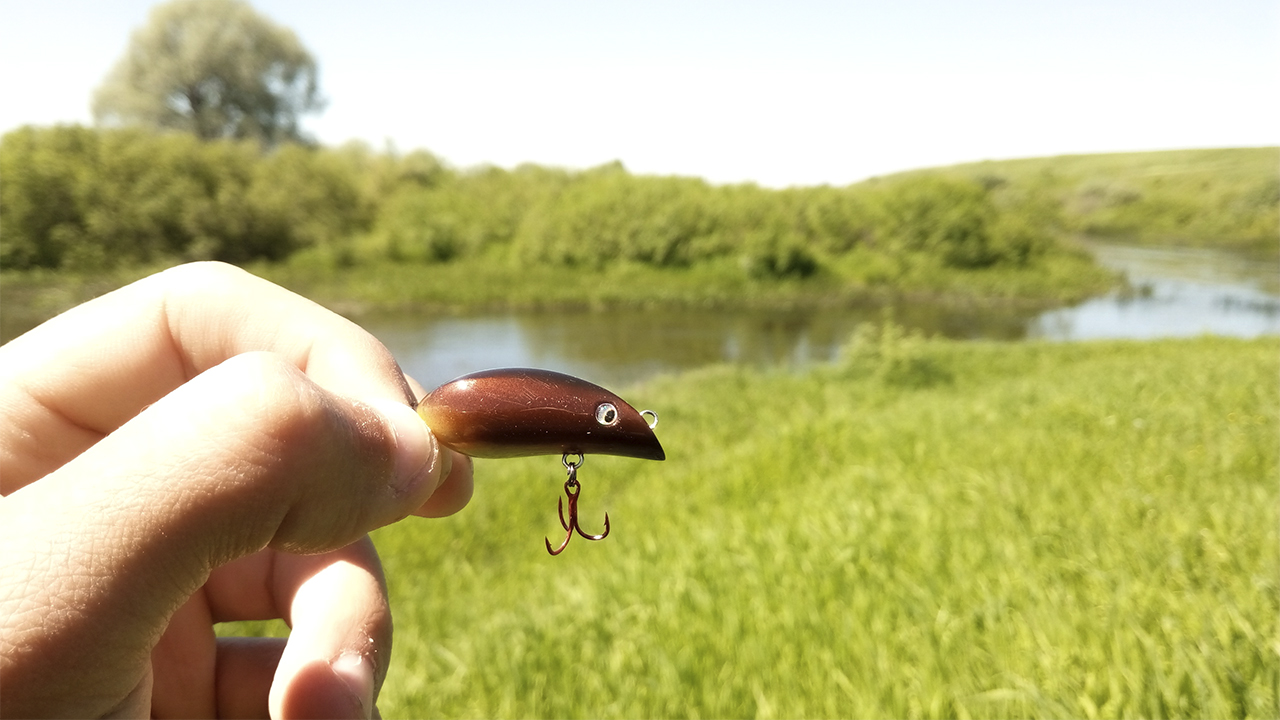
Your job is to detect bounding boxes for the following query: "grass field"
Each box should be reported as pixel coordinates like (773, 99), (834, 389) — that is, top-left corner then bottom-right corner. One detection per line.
(923, 147), (1279, 254)
(236, 332), (1278, 719)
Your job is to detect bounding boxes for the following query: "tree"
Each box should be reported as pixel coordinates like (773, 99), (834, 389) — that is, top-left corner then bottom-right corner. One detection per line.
(92, 0), (324, 145)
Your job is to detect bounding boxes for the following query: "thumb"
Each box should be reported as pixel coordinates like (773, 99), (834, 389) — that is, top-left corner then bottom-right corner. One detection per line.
(0, 351), (443, 717)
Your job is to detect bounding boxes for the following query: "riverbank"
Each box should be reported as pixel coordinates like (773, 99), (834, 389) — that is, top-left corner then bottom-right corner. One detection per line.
(7, 136), (1273, 343)
(363, 240), (1280, 391)
(0, 241), (1116, 344)
(254, 240), (1115, 313)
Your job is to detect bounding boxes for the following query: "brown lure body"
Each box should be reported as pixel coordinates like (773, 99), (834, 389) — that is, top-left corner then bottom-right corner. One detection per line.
(416, 367), (662, 555)
(416, 368), (665, 462)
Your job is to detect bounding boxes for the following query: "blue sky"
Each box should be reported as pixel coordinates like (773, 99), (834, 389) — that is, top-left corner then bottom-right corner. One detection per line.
(2, 0), (1276, 187)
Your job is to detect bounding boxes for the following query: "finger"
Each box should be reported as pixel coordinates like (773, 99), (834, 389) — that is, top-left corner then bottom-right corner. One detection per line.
(405, 374), (429, 403)
(269, 541), (389, 720)
(0, 352), (441, 718)
(214, 637), (286, 720)
(405, 376), (473, 518)
(0, 262), (415, 493)
(203, 541), (391, 719)
(277, 659), (371, 720)
(413, 450), (474, 518)
(150, 592), (216, 719)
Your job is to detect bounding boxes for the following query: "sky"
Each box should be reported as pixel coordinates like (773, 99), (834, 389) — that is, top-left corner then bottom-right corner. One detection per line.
(1, 0), (1276, 187)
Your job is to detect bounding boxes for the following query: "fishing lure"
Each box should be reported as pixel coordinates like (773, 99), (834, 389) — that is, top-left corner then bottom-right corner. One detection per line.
(416, 368), (664, 555)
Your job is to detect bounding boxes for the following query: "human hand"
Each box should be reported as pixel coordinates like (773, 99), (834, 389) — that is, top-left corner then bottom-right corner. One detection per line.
(0, 262), (473, 718)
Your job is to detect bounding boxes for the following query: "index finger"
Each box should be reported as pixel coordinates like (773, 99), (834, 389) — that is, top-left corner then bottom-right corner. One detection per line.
(0, 262), (414, 492)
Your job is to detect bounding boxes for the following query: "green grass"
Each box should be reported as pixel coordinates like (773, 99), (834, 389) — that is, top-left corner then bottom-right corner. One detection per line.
(219, 333), (1279, 718)
(247, 248), (1113, 317)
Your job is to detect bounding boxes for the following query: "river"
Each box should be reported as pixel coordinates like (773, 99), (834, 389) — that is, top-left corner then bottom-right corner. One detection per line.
(366, 242), (1280, 390)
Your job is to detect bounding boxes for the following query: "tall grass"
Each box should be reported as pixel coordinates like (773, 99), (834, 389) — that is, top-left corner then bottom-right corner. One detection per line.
(337, 334), (1277, 718)
(242, 250), (1112, 318)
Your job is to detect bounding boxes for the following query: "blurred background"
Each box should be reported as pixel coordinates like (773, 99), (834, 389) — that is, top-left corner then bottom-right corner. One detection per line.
(1, 1), (1277, 717)
(3, 1), (1278, 185)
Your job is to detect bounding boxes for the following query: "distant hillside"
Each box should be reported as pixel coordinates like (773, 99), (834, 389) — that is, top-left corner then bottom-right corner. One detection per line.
(884, 147), (1279, 253)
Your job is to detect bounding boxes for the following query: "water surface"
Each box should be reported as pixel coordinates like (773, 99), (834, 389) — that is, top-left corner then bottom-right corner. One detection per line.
(1028, 243), (1280, 340)
(369, 243), (1280, 389)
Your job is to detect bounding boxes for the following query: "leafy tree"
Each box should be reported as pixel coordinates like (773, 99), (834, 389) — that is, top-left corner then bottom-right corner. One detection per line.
(92, 0), (323, 145)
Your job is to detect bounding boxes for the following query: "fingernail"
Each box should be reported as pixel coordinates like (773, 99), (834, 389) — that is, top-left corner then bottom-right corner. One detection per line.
(331, 652), (374, 719)
(367, 398), (438, 498)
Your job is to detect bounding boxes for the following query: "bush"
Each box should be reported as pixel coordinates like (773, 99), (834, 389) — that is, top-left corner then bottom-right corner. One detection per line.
(513, 165), (717, 268)
(1, 125), (107, 269)
(242, 143), (367, 263)
(839, 319), (954, 388)
(0, 125), (370, 269)
(4, 124), (1115, 279)
(368, 164), (567, 263)
(868, 175), (1003, 268)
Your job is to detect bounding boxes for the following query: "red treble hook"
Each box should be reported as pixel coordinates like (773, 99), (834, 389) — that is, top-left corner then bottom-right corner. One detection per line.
(545, 454), (610, 556)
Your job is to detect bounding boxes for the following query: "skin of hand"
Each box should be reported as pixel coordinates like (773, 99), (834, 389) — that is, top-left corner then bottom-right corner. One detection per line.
(0, 262), (474, 719)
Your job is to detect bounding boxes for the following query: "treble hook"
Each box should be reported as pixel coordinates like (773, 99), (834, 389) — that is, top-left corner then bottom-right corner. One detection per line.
(545, 453), (610, 556)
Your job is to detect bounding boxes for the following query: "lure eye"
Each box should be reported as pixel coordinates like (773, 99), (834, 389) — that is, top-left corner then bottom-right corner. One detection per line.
(595, 402), (619, 426)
